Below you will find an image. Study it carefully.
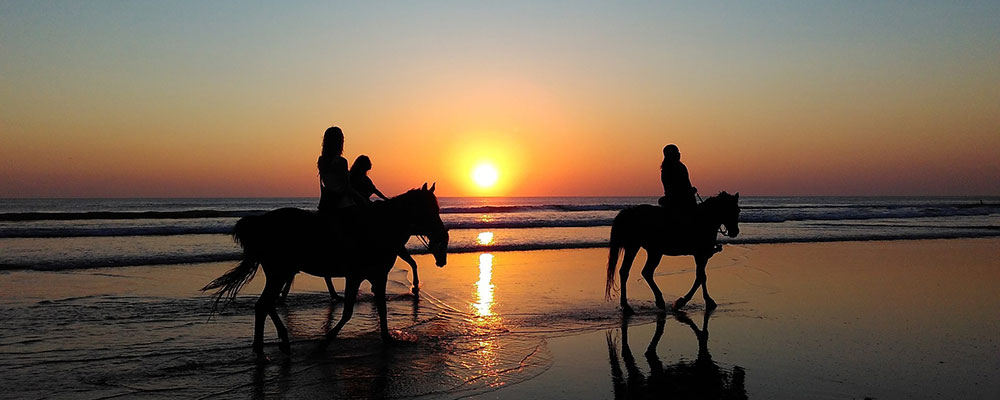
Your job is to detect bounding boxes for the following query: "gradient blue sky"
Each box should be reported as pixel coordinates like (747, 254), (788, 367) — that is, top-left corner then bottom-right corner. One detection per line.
(2, 1), (998, 197)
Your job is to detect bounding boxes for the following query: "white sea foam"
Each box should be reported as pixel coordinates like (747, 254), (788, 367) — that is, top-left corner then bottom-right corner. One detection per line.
(0, 197), (997, 270)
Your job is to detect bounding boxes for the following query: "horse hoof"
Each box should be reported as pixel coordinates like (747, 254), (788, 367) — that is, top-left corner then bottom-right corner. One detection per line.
(672, 297), (689, 310)
(411, 286), (420, 295)
(655, 299), (667, 310)
(279, 342), (291, 354)
(622, 305), (635, 316)
(705, 299), (718, 311)
(252, 342), (264, 354)
(330, 295), (343, 303)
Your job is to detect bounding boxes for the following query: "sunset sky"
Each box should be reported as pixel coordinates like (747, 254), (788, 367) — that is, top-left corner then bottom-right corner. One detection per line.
(2, 1), (998, 198)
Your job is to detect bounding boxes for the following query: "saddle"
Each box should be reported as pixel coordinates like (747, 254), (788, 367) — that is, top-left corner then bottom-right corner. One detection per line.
(316, 207), (369, 250)
(656, 201), (723, 255)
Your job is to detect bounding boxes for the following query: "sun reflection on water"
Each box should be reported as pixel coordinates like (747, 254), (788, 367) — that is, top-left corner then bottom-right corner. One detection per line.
(471, 252), (504, 387)
(477, 231), (494, 246)
(474, 253), (495, 317)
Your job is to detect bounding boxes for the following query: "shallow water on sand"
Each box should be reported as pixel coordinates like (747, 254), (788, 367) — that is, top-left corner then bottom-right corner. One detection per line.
(2, 240), (999, 399)
(0, 251), (628, 398)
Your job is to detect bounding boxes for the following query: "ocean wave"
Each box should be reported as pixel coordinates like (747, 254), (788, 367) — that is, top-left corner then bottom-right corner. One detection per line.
(440, 204), (630, 213)
(741, 205), (1000, 223)
(0, 210), (266, 222)
(0, 205), (634, 221)
(3, 230), (998, 271)
(4, 208), (999, 238)
(0, 220), (617, 238)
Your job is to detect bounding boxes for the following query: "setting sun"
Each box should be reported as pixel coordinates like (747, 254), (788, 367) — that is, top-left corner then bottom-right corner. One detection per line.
(472, 163), (499, 188)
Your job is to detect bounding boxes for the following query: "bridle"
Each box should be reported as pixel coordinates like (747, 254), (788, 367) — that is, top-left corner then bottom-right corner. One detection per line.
(697, 193), (731, 236)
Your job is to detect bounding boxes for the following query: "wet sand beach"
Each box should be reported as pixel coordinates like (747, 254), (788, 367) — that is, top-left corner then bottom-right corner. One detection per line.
(1, 238), (998, 398)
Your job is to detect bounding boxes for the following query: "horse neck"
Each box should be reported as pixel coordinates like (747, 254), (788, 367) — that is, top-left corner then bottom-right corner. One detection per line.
(697, 198), (724, 230)
(371, 197), (411, 234)
(381, 193), (426, 234)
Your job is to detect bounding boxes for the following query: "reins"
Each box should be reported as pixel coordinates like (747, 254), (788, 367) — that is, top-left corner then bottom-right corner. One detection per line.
(390, 191), (438, 253)
(415, 235), (432, 252)
(697, 192), (729, 236)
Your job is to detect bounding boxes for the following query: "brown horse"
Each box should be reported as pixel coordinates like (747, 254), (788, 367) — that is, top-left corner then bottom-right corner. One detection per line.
(203, 184), (449, 354)
(606, 192), (740, 315)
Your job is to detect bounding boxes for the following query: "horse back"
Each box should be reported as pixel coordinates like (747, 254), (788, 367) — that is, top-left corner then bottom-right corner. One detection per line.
(614, 204), (713, 255)
(236, 207), (398, 279)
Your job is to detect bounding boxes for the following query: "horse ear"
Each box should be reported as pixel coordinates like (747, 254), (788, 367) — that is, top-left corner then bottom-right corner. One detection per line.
(735, 192), (740, 200)
(422, 183), (428, 190)
(430, 182), (436, 193)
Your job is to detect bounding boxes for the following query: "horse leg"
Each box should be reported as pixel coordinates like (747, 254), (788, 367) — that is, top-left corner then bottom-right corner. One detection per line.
(324, 277), (342, 302)
(640, 252), (666, 310)
(619, 246), (640, 315)
(253, 274), (286, 354)
(325, 276), (361, 341)
(398, 249), (419, 294)
(277, 275), (293, 305)
(371, 275), (393, 342)
(697, 256), (717, 310)
(266, 307), (291, 354)
(673, 255), (709, 310)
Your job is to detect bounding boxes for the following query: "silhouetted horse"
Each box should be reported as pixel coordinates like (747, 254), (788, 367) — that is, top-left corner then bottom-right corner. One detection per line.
(277, 245), (420, 304)
(606, 192), (740, 314)
(607, 311), (747, 399)
(203, 184), (449, 354)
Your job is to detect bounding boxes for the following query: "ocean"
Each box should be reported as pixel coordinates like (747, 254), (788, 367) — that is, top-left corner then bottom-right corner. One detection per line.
(1, 196), (998, 271)
(2, 197), (999, 398)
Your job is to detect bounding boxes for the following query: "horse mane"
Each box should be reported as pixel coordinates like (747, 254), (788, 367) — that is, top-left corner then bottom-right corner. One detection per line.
(700, 191), (734, 208)
(387, 188), (438, 206)
(376, 188), (440, 221)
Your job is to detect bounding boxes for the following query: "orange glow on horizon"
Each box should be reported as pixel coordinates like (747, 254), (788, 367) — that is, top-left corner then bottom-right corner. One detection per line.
(445, 133), (528, 196)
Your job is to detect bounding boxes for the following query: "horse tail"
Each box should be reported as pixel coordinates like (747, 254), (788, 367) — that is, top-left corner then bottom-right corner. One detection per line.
(202, 216), (262, 312)
(606, 209), (626, 301)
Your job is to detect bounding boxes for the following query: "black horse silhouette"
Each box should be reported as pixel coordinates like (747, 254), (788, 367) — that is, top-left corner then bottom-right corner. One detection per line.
(606, 192), (740, 314)
(277, 245), (420, 304)
(607, 311), (747, 399)
(203, 184), (449, 354)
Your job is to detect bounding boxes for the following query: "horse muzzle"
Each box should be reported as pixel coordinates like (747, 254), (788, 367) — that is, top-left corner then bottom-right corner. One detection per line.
(431, 231), (449, 267)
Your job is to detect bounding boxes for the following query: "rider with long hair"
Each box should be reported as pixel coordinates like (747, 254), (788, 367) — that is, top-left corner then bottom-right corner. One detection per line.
(318, 126), (364, 213)
(349, 155), (389, 203)
(282, 126), (362, 303)
(349, 155), (422, 286)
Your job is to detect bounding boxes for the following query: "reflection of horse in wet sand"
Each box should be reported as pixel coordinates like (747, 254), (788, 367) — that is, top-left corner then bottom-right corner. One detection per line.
(607, 311), (747, 399)
(203, 184), (449, 354)
(606, 192), (740, 314)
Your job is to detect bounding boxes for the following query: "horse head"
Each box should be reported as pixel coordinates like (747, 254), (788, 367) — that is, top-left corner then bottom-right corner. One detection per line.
(710, 191), (740, 238)
(406, 183), (449, 267)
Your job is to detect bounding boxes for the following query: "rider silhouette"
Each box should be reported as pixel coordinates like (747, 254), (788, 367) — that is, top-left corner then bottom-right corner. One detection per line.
(318, 127), (365, 213)
(658, 144), (697, 214)
(349, 155), (389, 203)
(281, 126), (364, 303)
(349, 155), (422, 288)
